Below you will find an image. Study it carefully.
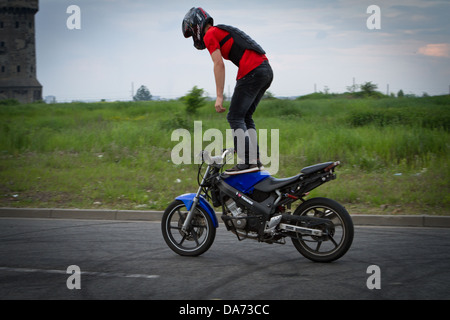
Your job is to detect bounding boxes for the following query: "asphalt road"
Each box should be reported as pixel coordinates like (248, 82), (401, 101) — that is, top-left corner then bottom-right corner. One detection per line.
(1, 217), (449, 300)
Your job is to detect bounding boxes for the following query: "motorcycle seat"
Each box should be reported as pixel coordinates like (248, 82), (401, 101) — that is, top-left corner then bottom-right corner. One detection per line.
(300, 161), (335, 174)
(254, 173), (303, 193)
(253, 162), (335, 193)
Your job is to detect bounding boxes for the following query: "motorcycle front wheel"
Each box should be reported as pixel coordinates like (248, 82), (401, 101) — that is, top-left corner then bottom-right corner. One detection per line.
(161, 200), (216, 256)
(291, 197), (354, 262)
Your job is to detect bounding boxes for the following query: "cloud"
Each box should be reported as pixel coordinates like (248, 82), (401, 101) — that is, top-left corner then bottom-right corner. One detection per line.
(36, 0), (450, 100)
(418, 43), (450, 58)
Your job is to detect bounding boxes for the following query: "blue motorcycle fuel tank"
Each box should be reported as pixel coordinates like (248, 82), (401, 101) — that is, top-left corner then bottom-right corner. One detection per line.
(223, 170), (271, 194)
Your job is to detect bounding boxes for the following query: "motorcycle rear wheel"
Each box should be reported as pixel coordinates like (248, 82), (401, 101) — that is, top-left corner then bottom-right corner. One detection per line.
(161, 200), (216, 256)
(291, 197), (354, 262)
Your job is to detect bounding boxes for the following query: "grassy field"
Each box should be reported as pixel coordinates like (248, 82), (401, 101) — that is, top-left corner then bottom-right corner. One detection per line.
(0, 95), (449, 215)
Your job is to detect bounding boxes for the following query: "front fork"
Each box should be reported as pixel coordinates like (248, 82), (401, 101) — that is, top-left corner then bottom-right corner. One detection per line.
(181, 165), (211, 233)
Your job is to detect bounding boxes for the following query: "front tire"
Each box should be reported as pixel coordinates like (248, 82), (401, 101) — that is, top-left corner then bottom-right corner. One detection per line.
(161, 200), (216, 256)
(291, 197), (354, 262)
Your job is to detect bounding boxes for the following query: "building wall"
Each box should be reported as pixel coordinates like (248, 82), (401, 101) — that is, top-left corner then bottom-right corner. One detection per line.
(0, 0), (42, 103)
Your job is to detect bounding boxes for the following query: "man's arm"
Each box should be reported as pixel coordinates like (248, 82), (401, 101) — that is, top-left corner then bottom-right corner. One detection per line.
(211, 49), (226, 113)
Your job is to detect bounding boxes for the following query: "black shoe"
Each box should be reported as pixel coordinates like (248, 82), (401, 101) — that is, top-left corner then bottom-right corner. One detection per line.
(225, 164), (260, 175)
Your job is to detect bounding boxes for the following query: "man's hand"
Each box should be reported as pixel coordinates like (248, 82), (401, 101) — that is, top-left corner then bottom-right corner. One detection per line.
(210, 49), (226, 113)
(215, 96), (226, 113)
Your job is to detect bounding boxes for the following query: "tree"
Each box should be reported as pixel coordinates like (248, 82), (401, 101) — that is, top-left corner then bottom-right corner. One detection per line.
(346, 83), (359, 93)
(360, 82), (378, 96)
(263, 90), (275, 100)
(133, 85), (152, 101)
(183, 86), (205, 114)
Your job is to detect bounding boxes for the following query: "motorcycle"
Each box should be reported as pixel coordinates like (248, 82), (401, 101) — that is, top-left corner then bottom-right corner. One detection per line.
(161, 148), (354, 262)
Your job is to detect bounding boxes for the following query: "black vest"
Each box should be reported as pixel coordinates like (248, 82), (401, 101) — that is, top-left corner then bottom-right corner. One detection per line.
(215, 24), (266, 67)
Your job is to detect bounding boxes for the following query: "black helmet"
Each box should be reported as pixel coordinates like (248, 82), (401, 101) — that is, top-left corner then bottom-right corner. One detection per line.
(182, 7), (214, 50)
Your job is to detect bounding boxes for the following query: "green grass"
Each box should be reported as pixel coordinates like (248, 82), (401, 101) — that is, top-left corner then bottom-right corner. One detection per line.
(0, 96), (449, 215)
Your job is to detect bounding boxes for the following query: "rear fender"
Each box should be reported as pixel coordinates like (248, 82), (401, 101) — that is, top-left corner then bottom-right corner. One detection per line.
(175, 193), (219, 228)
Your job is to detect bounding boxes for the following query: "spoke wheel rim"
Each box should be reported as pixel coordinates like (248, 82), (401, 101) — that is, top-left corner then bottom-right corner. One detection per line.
(165, 204), (209, 252)
(296, 205), (346, 257)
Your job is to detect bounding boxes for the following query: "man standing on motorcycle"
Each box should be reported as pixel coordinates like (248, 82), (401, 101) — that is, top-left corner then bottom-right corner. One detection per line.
(182, 7), (274, 175)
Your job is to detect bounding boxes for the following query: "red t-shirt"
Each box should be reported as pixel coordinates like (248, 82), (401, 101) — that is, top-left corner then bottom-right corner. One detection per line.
(204, 26), (268, 80)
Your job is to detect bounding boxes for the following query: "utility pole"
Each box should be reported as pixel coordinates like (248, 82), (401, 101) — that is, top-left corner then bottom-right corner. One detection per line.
(131, 82), (134, 101)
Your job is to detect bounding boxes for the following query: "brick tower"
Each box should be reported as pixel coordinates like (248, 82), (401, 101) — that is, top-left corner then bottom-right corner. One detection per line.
(0, 0), (42, 103)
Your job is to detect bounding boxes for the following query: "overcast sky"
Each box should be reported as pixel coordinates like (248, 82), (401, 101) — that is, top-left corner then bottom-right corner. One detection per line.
(35, 0), (450, 102)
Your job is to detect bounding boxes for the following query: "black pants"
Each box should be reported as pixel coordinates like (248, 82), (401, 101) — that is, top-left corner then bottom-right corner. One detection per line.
(227, 60), (273, 164)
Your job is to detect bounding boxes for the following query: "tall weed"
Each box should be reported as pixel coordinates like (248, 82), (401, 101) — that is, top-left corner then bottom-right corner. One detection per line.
(1, 97), (448, 212)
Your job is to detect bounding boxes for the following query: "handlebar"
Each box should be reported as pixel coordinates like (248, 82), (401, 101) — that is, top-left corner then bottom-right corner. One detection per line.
(200, 148), (234, 165)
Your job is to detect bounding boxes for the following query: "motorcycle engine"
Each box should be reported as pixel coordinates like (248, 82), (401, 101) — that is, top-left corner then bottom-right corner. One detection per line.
(225, 198), (247, 229)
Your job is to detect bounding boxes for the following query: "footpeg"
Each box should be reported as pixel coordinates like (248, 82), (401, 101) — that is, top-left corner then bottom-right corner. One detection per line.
(264, 215), (282, 234)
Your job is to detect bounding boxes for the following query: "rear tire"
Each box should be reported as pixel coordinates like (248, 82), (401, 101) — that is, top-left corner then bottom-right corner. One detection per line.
(291, 197), (354, 262)
(161, 200), (216, 256)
